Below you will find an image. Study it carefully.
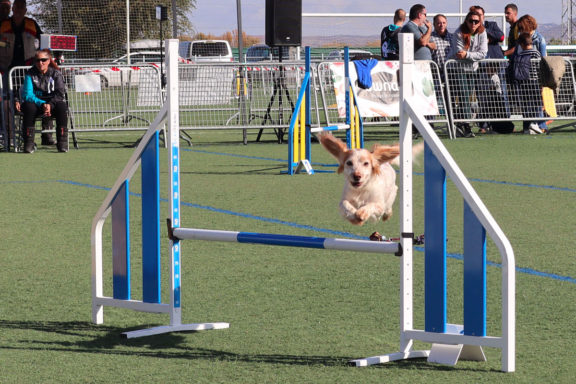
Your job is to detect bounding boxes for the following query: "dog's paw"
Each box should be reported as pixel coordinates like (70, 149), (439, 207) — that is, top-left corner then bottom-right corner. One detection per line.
(347, 216), (365, 225)
(381, 210), (392, 222)
(355, 207), (372, 223)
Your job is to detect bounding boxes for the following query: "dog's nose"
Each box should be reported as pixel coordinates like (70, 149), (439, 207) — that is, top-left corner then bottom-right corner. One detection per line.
(353, 174), (361, 181)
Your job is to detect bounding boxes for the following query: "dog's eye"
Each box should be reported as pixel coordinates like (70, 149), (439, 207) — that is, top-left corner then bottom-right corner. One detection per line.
(346, 160), (353, 166)
(364, 161), (370, 167)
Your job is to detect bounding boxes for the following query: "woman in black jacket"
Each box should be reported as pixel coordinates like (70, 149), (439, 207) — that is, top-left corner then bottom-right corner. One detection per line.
(18, 48), (68, 153)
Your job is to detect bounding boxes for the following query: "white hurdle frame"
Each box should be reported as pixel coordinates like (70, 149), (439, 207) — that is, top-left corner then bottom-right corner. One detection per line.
(92, 39), (229, 338)
(349, 34), (515, 372)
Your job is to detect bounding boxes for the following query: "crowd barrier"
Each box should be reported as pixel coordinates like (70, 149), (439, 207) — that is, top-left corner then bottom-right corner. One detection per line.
(445, 58), (576, 131)
(4, 55), (576, 151)
(92, 37), (515, 372)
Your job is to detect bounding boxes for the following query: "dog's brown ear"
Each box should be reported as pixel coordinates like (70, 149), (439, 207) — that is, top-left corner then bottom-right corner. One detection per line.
(318, 131), (348, 160)
(371, 144), (400, 165)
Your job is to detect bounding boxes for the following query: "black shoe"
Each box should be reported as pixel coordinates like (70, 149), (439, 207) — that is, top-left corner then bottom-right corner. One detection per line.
(57, 141), (68, 153)
(24, 142), (35, 153)
(455, 123), (475, 138)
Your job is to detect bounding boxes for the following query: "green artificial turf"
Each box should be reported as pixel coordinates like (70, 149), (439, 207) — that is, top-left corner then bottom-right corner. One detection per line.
(1, 127), (575, 383)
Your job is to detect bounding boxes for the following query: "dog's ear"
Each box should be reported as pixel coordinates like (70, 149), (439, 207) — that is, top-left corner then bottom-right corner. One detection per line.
(371, 144), (400, 165)
(318, 132), (348, 161)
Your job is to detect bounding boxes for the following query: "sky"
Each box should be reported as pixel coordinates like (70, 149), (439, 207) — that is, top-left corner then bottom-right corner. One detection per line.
(188, 0), (563, 36)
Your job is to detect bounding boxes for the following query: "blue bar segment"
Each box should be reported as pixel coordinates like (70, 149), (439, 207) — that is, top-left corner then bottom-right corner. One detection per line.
(141, 131), (161, 304)
(463, 202), (487, 336)
(424, 144), (447, 333)
(112, 180), (130, 300)
(237, 232), (326, 249)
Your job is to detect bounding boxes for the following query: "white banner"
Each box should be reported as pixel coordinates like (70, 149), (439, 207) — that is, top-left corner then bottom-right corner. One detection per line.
(330, 61), (439, 118)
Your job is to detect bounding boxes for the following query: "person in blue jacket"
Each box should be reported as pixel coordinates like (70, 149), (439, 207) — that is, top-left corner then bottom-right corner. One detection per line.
(18, 49), (68, 153)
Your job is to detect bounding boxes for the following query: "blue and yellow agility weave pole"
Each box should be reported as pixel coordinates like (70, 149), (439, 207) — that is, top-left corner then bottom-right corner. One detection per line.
(92, 38), (515, 372)
(287, 47), (364, 175)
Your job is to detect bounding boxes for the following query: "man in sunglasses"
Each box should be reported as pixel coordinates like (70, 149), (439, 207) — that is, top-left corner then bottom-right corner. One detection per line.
(400, 4), (436, 60)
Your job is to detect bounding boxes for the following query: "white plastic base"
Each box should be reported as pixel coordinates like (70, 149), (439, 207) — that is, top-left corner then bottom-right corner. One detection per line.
(121, 322), (230, 339)
(350, 350), (430, 367)
(428, 344), (486, 366)
(295, 159), (314, 174)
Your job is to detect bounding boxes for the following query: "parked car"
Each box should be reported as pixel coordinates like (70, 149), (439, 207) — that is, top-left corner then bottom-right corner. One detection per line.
(180, 40), (234, 62)
(245, 44), (291, 62)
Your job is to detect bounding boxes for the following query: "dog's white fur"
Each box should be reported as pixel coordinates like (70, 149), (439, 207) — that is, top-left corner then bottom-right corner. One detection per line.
(319, 132), (419, 226)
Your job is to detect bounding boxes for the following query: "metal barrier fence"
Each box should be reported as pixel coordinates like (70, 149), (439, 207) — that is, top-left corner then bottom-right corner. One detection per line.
(4, 58), (576, 151)
(6, 64), (163, 150)
(178, 62), (307, 134)
(445, 58), (576, 132)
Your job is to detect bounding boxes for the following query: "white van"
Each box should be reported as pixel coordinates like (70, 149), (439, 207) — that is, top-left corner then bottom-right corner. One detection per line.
(181, 40), (234, 62)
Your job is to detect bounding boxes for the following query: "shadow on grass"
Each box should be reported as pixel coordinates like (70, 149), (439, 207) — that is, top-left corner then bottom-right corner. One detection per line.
(0, 320), (497, 372)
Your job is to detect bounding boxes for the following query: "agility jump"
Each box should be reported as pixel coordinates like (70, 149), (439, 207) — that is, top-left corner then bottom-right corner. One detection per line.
(91, 38), (515, 372)
(288, 47), (364, 174)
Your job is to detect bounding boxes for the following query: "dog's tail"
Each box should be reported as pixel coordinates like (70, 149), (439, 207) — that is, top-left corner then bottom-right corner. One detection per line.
(391, 142), (424, 167)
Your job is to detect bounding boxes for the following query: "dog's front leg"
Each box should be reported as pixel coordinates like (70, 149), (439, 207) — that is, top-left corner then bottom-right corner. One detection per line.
(340, 200), (364, 225)
(356, 203), (385, 224)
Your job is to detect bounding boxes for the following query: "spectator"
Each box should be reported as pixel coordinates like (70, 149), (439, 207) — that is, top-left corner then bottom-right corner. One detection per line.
(430, 14), (452, 76)
(0, 0), (55, 147)
(516, 15), (546, 57)
(0, 0), (10, 22)
(0, 0), (12, 147)
(503, 3), (519, 57)
(447, 10), (488, 137)
(516, 15), (547, 132)
(471, 5), (509, 132)
(400, 4), (436, 60)
(380, 8), (406, 60)
(512, 33), (543, 134)
(18, 49), (69, 153)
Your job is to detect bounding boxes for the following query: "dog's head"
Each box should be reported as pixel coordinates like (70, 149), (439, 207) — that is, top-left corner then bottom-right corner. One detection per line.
(318, 132), (399, 189)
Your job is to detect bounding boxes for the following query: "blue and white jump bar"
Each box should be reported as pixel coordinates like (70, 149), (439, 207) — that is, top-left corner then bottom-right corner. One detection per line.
(172, 228), (401, 255)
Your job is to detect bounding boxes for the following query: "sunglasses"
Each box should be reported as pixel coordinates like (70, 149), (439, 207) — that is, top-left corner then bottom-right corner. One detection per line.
(37, 58), (50, 62)
(468, 19), (480, 25)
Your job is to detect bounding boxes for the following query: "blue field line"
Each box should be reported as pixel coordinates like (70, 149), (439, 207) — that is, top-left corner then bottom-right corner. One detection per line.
(186, 149), (576, 193)
(183, 148), (338, 169)
(55, 179), (576, 285)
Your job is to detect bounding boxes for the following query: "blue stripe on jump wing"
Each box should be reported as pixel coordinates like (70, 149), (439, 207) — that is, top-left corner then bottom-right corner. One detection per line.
(237, 232), (326, 249)
(463, 202), (487, 337)
(141, 131), (161, 304)
(112, 180), (130, 301)
(424, 144), (447, 333)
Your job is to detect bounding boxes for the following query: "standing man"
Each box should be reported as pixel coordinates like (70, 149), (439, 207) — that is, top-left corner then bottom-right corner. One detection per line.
(503, 3), (519, 57)
(430, 14), (452, 75)
(380, 8), (406, 60)
(0, 0), (55, 147)
(400, 4), (436, 60)
(0, 0), (12, 148)
(0, 0), (10, 22)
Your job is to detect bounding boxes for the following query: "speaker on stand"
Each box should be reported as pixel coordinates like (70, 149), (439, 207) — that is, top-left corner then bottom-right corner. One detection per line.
(258, 0), (302, 143)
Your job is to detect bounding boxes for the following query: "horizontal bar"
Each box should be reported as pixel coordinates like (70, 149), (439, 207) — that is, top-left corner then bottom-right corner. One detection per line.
(311, 125), (350, 133)
(172, 228), (400, 255)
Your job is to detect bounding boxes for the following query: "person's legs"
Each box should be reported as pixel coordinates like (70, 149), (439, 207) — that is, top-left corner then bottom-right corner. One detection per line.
(21, 102), (42, 153)
(53, 101), (69, 152)
(41, 117), (55, 145)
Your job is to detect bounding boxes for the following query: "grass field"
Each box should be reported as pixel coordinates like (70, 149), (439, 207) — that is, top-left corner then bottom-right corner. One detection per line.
(1, 127), (575, 383)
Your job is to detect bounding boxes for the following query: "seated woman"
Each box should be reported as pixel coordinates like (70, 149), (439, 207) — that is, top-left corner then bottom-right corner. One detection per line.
(18, 49), (68, 153)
